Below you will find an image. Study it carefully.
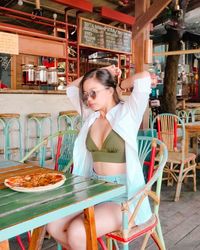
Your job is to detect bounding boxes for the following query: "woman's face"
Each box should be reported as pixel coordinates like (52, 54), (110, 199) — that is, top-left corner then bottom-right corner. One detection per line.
(82, 78), (112, 111)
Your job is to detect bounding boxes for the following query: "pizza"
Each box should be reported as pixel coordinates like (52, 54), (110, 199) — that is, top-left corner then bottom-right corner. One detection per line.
(4, 172), (66, 192)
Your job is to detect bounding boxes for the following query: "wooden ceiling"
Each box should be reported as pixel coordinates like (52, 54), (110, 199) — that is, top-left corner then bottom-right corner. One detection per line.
(0, 0), (200, 38)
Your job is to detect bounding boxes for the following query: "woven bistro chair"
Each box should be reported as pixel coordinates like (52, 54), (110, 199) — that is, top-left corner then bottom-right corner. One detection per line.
(15, 130), (78, 250)
(98, 136), (168, 250)
(151, 113), (196, 201)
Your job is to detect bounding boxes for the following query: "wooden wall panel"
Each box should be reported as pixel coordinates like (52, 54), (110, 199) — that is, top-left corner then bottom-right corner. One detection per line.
(19, 35), (66, 59)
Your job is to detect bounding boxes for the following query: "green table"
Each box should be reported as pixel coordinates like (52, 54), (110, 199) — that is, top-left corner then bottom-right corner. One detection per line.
(0, 161), (126, 250)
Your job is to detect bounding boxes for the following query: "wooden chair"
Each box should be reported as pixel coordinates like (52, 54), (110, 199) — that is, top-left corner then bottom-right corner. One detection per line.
(15, 130), (78, 249)
(151, 113), (196, 201)
(101, 136), (168, 250)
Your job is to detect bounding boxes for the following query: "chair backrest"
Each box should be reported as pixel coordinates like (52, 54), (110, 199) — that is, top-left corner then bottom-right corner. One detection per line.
(151, 113), (185, 153)
(177, 110), (188, 123)
(20, 130), (78, 172)
(192, 108), (200, 122)
(177, 109), (193, 123)
(126, 136), (168, 229)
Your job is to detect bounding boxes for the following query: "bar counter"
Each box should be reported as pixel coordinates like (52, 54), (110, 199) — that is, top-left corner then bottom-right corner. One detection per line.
(0, 89), (75, 156)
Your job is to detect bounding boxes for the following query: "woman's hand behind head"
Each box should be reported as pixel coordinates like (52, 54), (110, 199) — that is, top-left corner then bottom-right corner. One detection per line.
(105, 65), (122, 79)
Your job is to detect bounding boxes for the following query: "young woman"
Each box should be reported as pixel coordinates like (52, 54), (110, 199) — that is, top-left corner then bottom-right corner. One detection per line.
(47, 65), (153, 250)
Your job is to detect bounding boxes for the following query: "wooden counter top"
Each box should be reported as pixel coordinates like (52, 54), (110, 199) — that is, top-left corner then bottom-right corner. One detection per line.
(0, 89), (66, 95)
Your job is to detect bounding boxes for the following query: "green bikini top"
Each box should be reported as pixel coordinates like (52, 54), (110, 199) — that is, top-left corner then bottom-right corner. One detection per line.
(86, 130), (126, 163)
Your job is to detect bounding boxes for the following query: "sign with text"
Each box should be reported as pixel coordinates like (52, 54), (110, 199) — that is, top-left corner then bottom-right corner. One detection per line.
(0, 32), (19, 55)
(79, 17), (132, 54)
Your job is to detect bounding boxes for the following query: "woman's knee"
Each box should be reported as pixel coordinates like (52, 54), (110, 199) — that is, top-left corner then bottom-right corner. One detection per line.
(46, 213), (79, 238)
(46, 222), (60, 237)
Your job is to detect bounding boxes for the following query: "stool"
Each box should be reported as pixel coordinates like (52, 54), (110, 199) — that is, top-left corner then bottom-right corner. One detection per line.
(0, 113), (22, 160)
(26, 113), (53, 161)
(58, 110), (81, 131)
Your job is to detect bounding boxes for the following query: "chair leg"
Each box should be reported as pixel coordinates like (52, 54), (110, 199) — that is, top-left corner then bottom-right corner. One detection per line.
(98, 237), (108, 250)
(151, 231), (164, 250)
(167, 163), (174, 186)
(141, 231), (151, 250)
(57, 243), (62, 250)
(174, 163), (184, 201)
(192, 161), (197, 192)
(16, 235), (25, 250)
(106, 238), (118, 250)
(122, 243), (129, 250)
(156, 218), (166, 250)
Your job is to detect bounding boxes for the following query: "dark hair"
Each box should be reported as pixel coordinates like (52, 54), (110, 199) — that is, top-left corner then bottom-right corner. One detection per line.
(79, 68), (121, 104)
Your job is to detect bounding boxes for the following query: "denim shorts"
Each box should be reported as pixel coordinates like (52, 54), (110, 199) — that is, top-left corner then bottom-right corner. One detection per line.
(92, 171), (152, 225)
(91, 171), (127, 204)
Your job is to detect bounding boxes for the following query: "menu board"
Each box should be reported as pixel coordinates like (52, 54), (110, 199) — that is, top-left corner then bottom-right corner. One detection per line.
(79, 17), (132, 54)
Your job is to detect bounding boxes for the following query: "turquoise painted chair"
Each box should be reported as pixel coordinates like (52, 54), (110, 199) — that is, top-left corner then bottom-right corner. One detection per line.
(21, 129), (78, 172)
(58, 110), (81, 131)
(103, 136), (168, 250)
(151, 113), (196, 201)
(177, 109), (193, 123)
(15, 130), (78, 249)
(192, 108), (200, 122)
(177, 110), (189, 123)
(0, 113), (23, 160)
(26, 112), (53, 162)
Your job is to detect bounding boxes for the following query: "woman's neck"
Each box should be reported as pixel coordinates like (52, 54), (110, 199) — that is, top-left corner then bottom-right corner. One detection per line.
(99, 100), (116, 118)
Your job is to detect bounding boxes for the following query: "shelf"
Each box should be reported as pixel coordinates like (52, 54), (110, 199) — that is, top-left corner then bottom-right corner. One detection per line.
(22, 83), (59, 87)
(68, 41), (77, 46)
(68, 57), (78, 61)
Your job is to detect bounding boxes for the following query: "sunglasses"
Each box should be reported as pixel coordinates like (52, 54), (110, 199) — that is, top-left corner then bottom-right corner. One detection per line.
(82, 88), (109, 104)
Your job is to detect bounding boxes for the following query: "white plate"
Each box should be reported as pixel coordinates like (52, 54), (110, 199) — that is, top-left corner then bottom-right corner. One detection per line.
(4, 173), (66, 193)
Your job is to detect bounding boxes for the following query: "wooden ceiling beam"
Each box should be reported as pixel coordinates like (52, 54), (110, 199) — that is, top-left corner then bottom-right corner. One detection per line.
(100, 7), (135, 26)
(52, 0), (93, 12)
(132, 0), (172, 38)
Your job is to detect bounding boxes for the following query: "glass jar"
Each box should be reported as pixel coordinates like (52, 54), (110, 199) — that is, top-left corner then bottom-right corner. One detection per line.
(35, 65), (47, 85)
(22, 64), (35, 85)
(47, 67), (58, 85)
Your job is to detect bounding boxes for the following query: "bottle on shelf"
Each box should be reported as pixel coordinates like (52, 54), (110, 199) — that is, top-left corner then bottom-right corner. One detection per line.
(47, 67), (58, 85)
(22, 64), (35, 85)
(35, 65), (47, 85)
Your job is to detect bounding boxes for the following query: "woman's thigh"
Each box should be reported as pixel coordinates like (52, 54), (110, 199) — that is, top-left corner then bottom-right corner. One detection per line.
(94, 202), (122, 236)
(68, 202), (122, 238)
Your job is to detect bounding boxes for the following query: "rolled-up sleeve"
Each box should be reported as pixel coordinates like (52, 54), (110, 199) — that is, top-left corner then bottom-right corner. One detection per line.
(125, 76), (151, 127)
